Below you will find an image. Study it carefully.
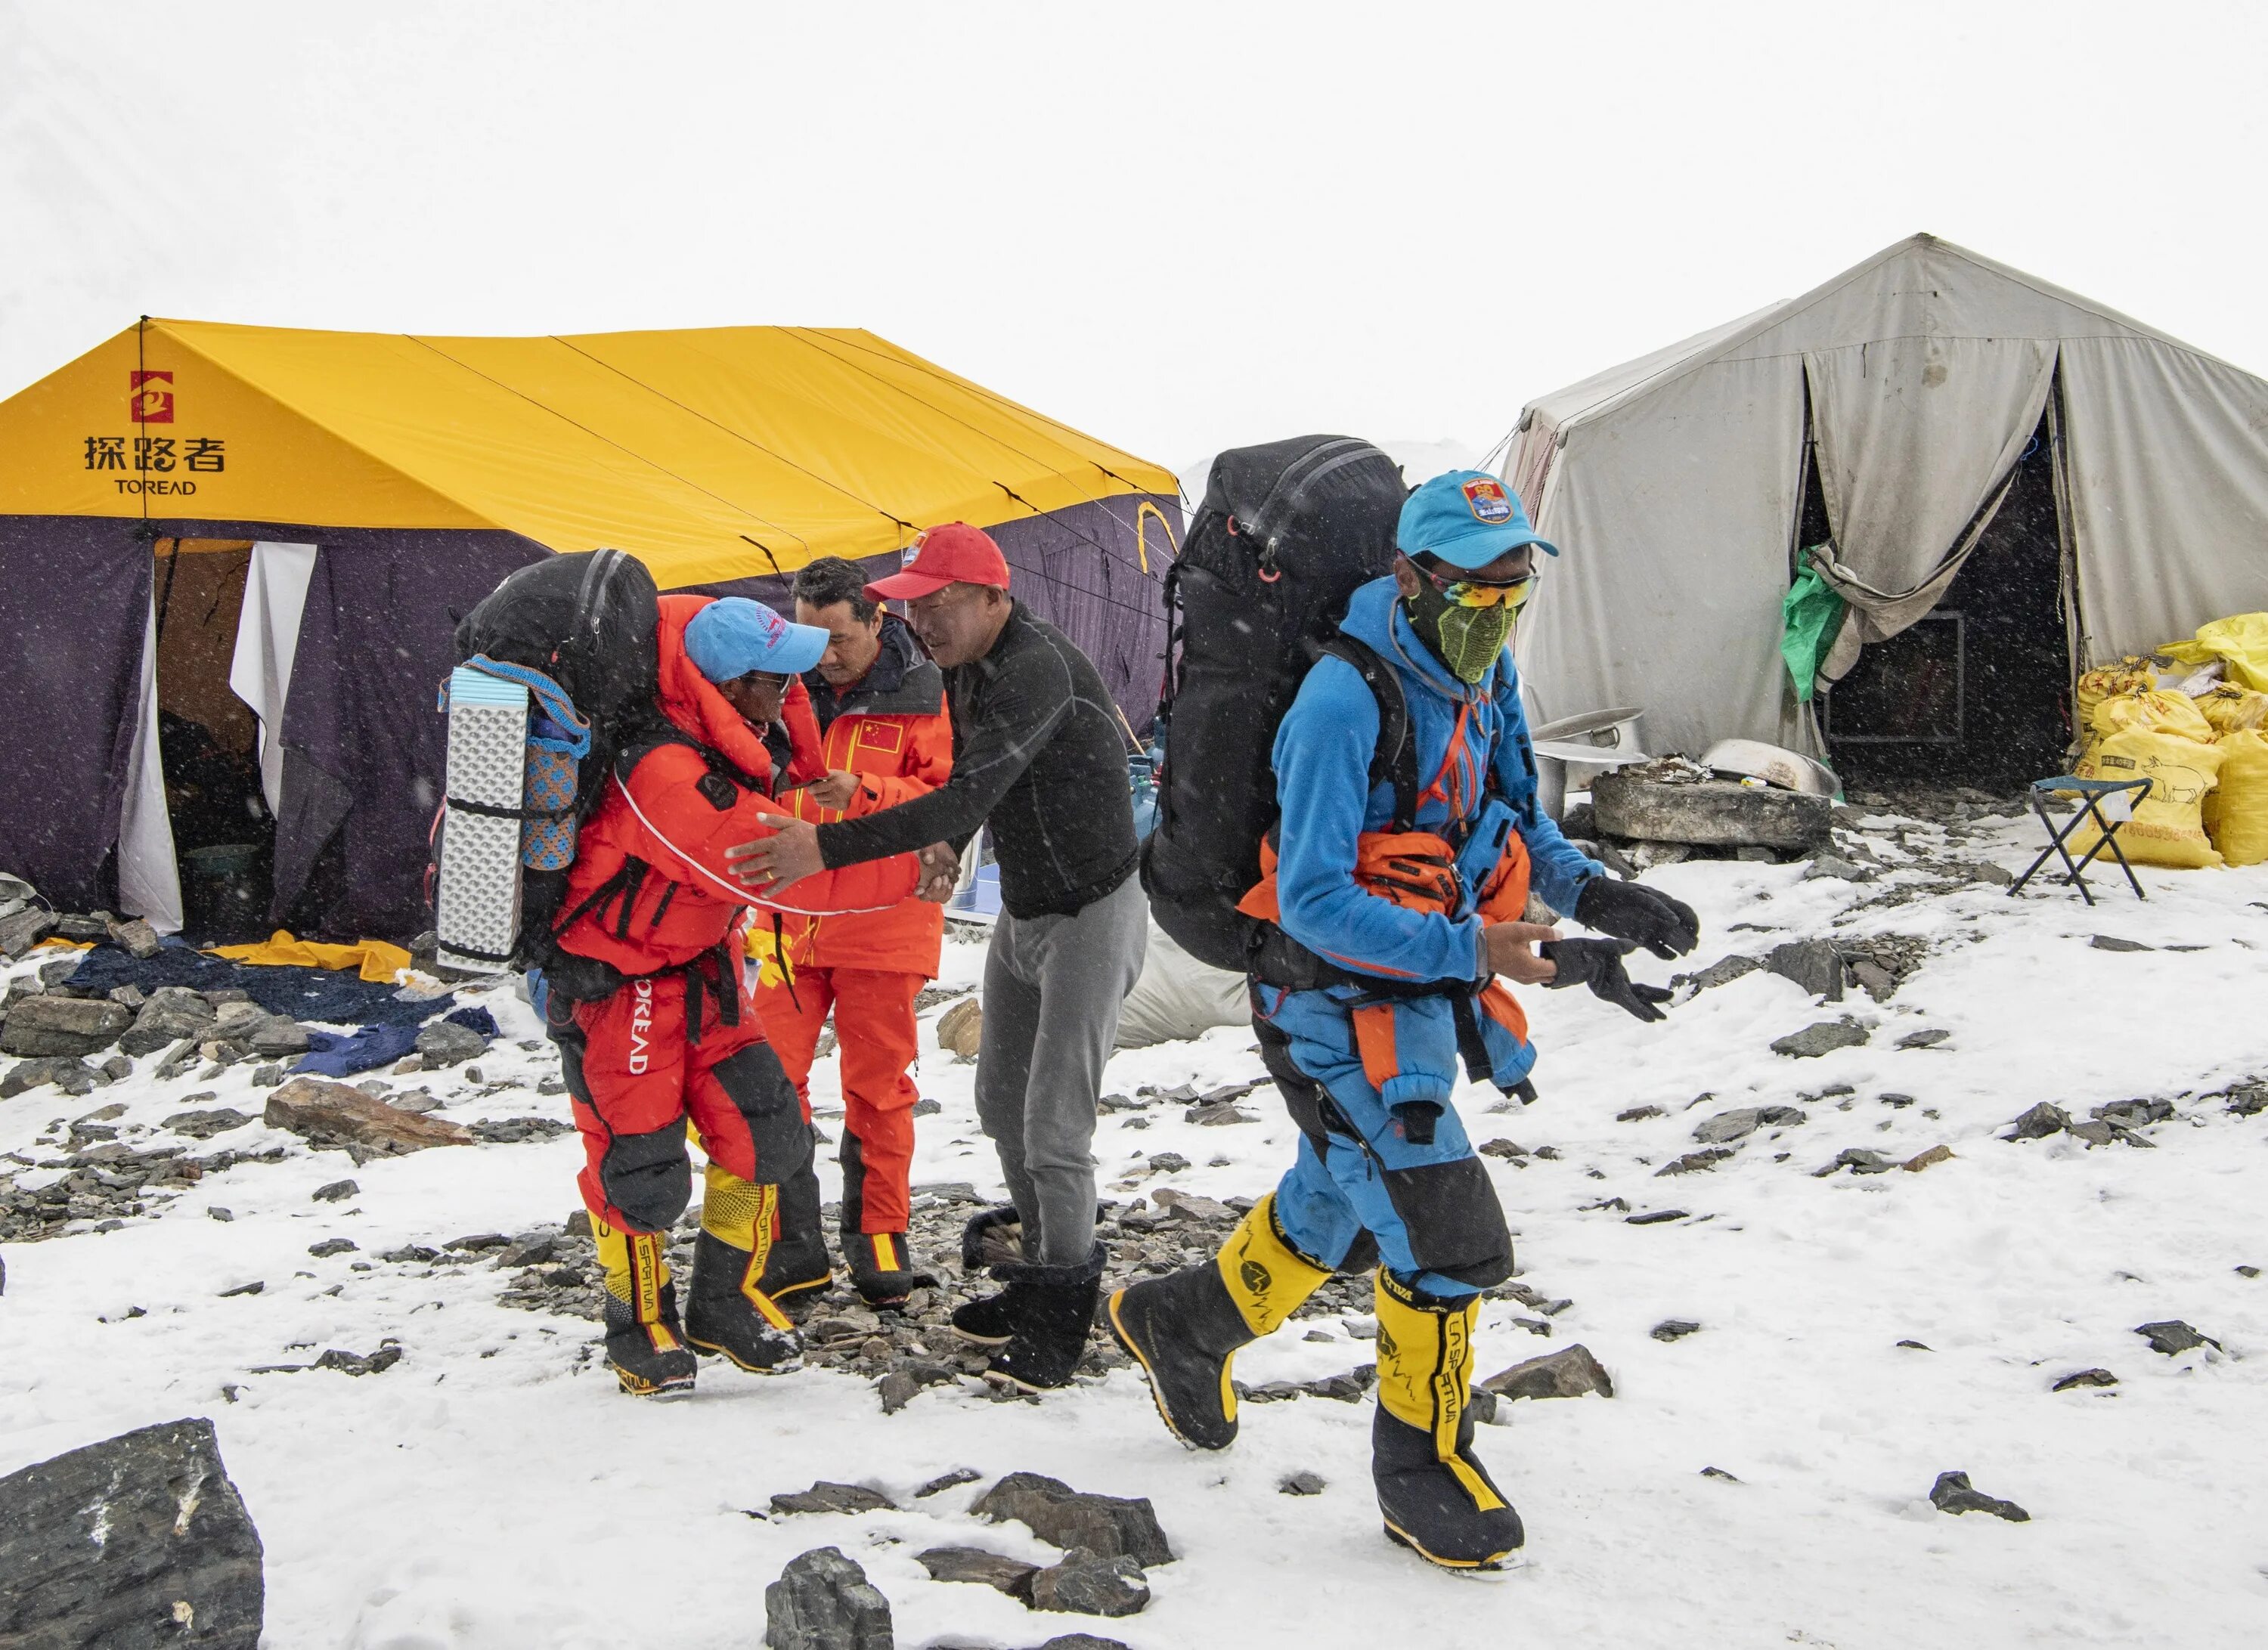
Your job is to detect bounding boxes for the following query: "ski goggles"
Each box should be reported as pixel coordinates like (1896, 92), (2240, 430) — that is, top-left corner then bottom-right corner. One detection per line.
(1415, 562), (1537, 611)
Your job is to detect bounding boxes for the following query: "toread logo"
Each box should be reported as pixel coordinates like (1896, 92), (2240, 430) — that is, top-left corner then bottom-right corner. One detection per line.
(901, 530), (928, 569)
(130, 370), (174, 424)
(1462, 476), (1513, 525)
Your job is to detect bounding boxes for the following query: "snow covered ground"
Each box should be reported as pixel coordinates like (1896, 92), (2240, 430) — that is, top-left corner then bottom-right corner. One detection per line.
(5, 802), (2267, 1648)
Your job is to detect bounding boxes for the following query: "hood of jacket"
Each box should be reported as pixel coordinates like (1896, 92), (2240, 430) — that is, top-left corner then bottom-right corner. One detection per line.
(653, 593), (773, 782)
(1337, 575), (1500, 707)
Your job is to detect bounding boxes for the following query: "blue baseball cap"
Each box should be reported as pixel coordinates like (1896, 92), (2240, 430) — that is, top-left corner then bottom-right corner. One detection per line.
(1397, 469), (1559, 570)
(683, 596), (829, 682)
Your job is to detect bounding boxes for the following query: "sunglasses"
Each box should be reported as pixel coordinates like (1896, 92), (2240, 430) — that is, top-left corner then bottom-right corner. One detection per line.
(737, 671), (792, 692)
(1414, 561), (1537, 611)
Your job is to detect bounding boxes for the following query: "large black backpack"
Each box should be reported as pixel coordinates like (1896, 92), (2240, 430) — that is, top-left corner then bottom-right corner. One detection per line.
(1141, 436), (1408, 974)
(439, 548), (662, 972)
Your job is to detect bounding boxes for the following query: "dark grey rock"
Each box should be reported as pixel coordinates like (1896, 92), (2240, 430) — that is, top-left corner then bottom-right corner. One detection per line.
(1848, 959), (1899, 1001)
(1897, 1028), (1952, 1050)
(469, 1115), (574, 1144)
(2094, 1099), (2173, 1130)
(493, 1231), (557, 1269)
(1771, 1018), (1870, 1059)
(915, 1545), (1037, 1599)
(97, 1054), (132, 1082)
(1278, 1470), (1327, 1496)
(2006, 1103), (2072, 1141)
(0, 1416), (263, 1648)
(311, 1179), (359, 1203)
(248, 1019), (309, 1057)
(915, 1467), (981, 1499)
(1026, 1638), (1134, 1650)
(163, 1108), (253, 1140)
(2066, 1120), (2116, 1147)
(307, 1238), (358, 1258)
(1676, 954), (1763, 993)
(1145, 1152), (1190, 1174)
(313, 1346), (401, 1376)
(1693, 1107), (1762, 1144)
(119, 995), (218, 1057)
(2, 995), (132, 1057)
(2, 1054), (93, 1098)
(1802, 854), (1874, 883)
(414, 1020), (488, 1066)
(1650, 1319), (1702, 1342)
(1625, 1208), (1687, 1225)
(1616, 1104), (1667, 1122)
(2052, 1368), (2118, 1391)
(0, 908), (59, 959)
(1929, 1470), (2030, 1522)
(1481, 1343), (1613, 1401)
(1592, 768), (1833, 850)
(771, 1481), (898, 1516)
(1028, 1549), (1149, 1617)
(764, 1546), (894, 1650)
(1765, 940), (1845, 1001)
(1656, 1149), (1734, 1176)
(1700, 1466), (1741, 1481)
(972, 1473), (1172, 1568)
(1814, 1147), (1898, 1176)
(2223, 1082), (2268, 1117)
(2089, 934), (2154, 953)
(2134, 1320), (2220, 1356)
(108, 917), (164, 959)
(910, 1097), (941, 1117)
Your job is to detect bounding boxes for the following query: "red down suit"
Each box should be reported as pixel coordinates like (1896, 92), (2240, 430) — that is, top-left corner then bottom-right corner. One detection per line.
(550, 595), (919, 1234)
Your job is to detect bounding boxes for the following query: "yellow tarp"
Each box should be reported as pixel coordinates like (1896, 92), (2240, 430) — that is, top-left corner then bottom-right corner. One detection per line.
(0, 320), (1178, 591)
(209, 930), (413, 983)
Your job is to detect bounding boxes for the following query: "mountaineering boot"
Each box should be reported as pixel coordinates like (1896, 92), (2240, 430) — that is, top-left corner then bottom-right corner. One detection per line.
(987, 1242), (1108, 1392)
(1371, 1271), (1525, 1570)
(593, 1218), (698, 1398)
(754, 1142), (832, 1315)
(683, 1165), (804, 1373)
(1108, 1193), (1333, 1450)
(948, 1205), (1029, 1345)
(844, 1230), (937, 1308)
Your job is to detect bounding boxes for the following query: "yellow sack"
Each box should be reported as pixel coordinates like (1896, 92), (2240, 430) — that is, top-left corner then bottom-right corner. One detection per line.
(2070, 727), (2226, 869)
(209, 929), (414, 982)
(2193, 611), (2268, 693)
(2203, 729), (2268, 866)
(2074, 658), (2161, 732)
(2089, 688), (2214, 742)
(2193, 683), (2268, 736)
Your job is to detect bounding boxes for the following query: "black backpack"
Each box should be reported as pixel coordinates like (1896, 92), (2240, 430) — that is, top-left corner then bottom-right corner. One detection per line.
(438, 548), (662, 973)
(1141, 436), (1409, 974)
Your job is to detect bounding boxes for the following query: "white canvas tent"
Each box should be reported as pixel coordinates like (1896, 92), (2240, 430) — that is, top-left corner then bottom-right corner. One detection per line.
(1507, 234), (2268, 768)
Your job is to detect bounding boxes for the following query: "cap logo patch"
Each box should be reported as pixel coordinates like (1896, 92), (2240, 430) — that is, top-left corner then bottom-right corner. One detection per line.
(903, 530), (928, 568)
(758, 608), (785, 643)
(1463, 477), (1514, 525)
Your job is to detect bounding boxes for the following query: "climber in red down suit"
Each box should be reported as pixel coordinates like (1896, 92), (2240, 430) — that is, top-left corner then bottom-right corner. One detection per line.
(541, 593), (949, 1395)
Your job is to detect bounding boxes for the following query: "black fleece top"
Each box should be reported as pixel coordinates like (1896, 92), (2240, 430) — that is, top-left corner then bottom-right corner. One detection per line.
(816, 602), (1137, 918)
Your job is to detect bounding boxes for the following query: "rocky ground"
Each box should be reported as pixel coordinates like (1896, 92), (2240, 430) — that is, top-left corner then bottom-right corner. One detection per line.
(3, 791), (2266, 1648)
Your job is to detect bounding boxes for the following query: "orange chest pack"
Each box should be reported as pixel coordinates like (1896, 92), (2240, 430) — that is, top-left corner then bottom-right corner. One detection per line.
(1235, 636), (1532, 1025)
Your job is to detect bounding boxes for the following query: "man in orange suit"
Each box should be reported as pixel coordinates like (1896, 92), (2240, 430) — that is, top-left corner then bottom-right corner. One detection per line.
(753, 556), (954, 1307)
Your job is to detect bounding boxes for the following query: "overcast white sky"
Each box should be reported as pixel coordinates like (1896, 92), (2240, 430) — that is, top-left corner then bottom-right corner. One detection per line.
(5, 2), (2263, 478)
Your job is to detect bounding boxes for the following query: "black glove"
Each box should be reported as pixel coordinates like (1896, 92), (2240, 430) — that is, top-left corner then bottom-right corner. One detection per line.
(1575, 875), (1700, 960)
(1540, 938), (1674, 1023)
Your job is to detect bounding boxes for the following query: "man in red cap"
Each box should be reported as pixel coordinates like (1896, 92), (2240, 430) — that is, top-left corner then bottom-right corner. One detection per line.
(732, 522), (1147, 1392)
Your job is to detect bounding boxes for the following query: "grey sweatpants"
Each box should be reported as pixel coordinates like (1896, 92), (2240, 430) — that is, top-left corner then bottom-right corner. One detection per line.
(974, 872), (1148, 1265)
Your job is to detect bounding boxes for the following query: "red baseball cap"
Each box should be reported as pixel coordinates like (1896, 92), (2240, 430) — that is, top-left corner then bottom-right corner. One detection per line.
(864, 522), (1012, 601)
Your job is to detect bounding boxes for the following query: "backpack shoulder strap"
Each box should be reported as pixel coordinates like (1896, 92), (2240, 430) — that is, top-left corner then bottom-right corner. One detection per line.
(1314, 635), (1418, 832)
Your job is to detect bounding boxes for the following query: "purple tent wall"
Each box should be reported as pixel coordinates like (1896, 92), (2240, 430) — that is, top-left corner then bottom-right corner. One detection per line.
(702, 492), (1182, 730)
(0, 518), (155, 911)
(277, 530), (547, 939)
(2, 491), (1176, 941)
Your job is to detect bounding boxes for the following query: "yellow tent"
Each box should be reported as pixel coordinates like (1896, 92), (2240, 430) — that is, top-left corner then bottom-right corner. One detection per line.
(0, 318), (1178, 586)
(0, 319), (1181, 938)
